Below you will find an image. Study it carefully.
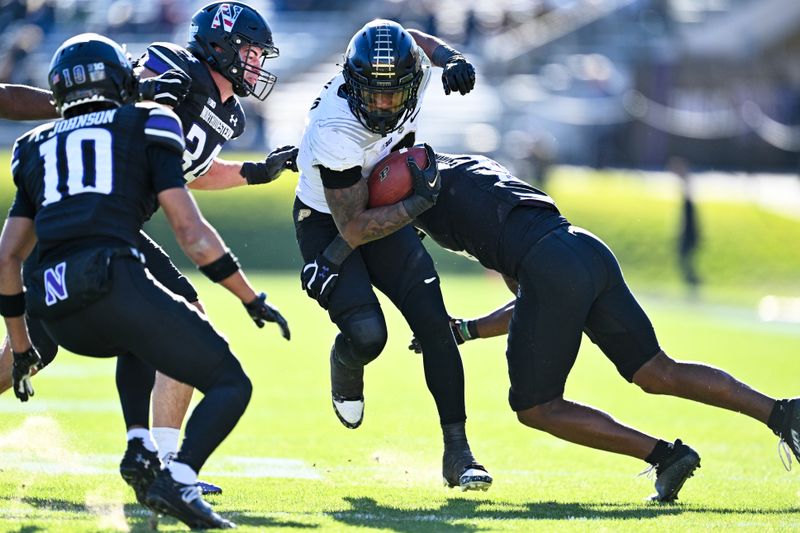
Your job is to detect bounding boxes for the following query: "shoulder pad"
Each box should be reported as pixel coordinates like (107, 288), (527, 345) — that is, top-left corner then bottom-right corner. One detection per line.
(140, 42), (195, 76)
(142, 104), (185, 155)
(308, 121), (365, 171)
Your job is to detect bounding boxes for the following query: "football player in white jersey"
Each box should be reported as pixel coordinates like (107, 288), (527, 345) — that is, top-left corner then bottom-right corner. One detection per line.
(293, 19), (492, 491)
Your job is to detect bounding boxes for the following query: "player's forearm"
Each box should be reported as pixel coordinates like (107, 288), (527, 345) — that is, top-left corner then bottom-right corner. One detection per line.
(188, 159), (247, 190)
(472, 301), (515, 338)
(3, 316), (32, 353)
(0, 84), (59, 120)
(408, 29), (451, 66)
(325, 185), (412, 248)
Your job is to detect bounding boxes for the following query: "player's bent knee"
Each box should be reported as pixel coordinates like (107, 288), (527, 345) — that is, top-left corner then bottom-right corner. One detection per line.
(516, 398), (563, 430)
(632, 351), (673, 394)
(338, 309), (387, 366)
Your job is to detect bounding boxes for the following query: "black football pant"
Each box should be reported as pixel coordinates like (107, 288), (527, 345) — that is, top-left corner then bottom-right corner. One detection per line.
(43, 255), (251, 473)
(22, 231), (199, 430)
(504, 221), (661, 411)
(294, 198), (467, 424)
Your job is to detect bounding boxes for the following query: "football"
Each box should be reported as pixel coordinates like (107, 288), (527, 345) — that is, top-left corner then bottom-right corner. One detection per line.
(367, 146), (427, 208)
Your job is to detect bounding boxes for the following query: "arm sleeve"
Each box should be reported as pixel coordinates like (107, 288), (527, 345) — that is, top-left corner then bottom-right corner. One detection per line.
(147, 144), (186, 194)
(143, 105), (185, 156)
(319, 165), (363, 189)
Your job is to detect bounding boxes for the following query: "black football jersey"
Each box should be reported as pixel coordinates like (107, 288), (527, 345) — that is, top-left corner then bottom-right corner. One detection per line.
(9, 102), (186, 261)
(138, 42), (245, 181)
(414, 154), (567, 273)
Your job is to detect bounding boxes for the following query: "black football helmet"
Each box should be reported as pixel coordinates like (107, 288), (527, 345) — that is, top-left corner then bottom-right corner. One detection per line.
(342, 19), (424, 136)
(48, 33), (137, 116)
(187, 1), (279, 100)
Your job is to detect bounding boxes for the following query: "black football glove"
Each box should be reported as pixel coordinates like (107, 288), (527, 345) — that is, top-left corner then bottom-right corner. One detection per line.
(409, 318), (473, 354)
(442, 56), (476, 96)
(12, 347), (42, 402)
(244, 292), (291, 340)
(301, 254), (340, 309)
(401, 143), (441, 218)
(240, 145), (299, 185)
(138, 69), (192, 107)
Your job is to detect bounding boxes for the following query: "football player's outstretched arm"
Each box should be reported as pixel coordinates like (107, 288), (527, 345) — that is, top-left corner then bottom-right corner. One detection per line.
(407, 30), (476, 96)
(0, 84), (59, 121)
(189, 146), (299, 191)
(158, 187), (290, 338)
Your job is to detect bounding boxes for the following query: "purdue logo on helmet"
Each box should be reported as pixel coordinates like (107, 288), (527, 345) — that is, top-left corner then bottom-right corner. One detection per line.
(187, 1), (279, 101)
(342, 19), (423, 136)
(48, 33), (136, 116)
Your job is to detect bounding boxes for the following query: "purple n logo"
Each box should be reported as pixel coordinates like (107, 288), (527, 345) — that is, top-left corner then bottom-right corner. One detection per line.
(44, 262), (68, 306)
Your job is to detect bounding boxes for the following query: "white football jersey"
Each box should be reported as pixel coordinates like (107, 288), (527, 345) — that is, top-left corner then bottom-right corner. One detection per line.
(296, 48), (432, 214)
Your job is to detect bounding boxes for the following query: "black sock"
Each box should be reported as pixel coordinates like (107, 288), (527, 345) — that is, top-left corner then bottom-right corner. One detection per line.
(767, 399), (789, 436)
(442, 421), (469, 451)
(645, 439), (673, 466)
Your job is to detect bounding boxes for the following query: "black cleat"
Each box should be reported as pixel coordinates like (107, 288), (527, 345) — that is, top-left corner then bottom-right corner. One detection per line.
(330, 344), (364, 429)
(778, 398), (800, 469)
(119, 438), (160, 506)
(442, 447), (493, 491)
(145, 470), (235, 529)
(648, 439), (701, 502)
(163, 452), (224, 495)
(196, 479), (223, 496)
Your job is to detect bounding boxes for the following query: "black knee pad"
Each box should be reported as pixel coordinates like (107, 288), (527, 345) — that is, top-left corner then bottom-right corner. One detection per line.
(334, 306), (387, 367)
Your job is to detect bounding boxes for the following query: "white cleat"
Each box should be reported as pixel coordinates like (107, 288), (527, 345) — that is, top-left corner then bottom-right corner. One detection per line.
(332, 394), (364, 429)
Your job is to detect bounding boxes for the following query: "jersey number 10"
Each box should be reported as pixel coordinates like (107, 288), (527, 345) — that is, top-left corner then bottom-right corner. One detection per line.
(39, 128), (113, 206)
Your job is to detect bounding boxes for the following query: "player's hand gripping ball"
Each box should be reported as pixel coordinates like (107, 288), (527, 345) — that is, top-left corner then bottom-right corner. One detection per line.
(367, 146), (428, 208)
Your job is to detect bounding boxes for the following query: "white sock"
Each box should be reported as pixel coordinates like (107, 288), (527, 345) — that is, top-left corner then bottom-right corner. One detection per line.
(152, 427), (180, 462)
(167, 460), (198, 485)
(126, 428), (157, 452)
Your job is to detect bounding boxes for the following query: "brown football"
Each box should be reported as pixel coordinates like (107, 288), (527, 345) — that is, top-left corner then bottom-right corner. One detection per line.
(367, 146), (427, 208)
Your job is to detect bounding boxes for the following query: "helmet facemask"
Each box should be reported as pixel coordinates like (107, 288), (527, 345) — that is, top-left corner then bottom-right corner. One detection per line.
(230, 37), (278, 100)
(345, 68), (422, 136)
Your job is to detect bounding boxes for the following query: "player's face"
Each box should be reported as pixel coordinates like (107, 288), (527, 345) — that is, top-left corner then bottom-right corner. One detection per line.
(363, 89), (406, 114)
(240, 45), (265, 87)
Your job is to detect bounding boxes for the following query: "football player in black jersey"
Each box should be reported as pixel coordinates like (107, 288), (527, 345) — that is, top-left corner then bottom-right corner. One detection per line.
(352, 150), (796, 503)
(0, 33), (289, 529)
(0, 2), (296, 494)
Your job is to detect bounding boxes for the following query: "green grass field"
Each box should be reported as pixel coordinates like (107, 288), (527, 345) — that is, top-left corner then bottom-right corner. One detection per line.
(0, 273), (798, 532)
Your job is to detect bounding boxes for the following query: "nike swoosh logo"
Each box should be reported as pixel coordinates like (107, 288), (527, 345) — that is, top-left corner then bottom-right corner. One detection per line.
(427, 174), (439, 188)
(424, 277), (436, 284)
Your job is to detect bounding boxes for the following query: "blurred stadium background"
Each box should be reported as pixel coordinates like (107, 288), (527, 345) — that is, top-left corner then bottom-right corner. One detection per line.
(1, 0), (799, 306)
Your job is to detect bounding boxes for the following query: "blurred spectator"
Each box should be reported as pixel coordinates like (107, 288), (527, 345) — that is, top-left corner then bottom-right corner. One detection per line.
(670, 156), (701, 292)
(0, 24), (44, 84)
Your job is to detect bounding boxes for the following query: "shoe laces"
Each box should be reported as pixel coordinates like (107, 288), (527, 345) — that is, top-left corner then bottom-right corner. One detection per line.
(637, 464), (657, 481)
(778, 439), (793, 472)
(161, 451), (177, 468)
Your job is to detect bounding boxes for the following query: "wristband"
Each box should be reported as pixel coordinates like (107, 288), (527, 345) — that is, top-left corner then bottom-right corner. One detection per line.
(322, 235), (353, 265)
(458, 320), (477, 341)
(198, 251), (240, 282)
(0, 292), (25, 318)
(431, 44), (462, 67)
